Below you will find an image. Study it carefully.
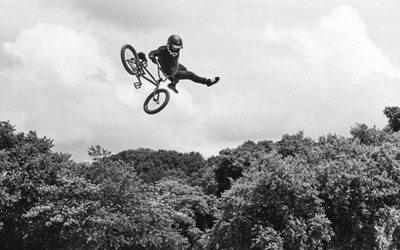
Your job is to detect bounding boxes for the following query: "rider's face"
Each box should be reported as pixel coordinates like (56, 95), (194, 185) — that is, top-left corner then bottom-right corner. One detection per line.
(170, 44), (182, 52)
(171, 48), (180, 52)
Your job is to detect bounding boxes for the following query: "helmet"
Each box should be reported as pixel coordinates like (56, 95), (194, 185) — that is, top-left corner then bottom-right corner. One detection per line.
(167, 35), (183, 50)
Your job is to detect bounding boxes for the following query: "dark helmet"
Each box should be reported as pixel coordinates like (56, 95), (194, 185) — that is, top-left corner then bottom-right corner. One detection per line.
(167, 35), (183, 50)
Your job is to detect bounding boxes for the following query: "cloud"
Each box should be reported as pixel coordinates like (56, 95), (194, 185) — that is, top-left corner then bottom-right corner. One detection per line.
(38, 0), (213, 33)
(2, 3), (400, 161)
(264, 5), (400, 79)
(0, 20), (210, 161)
(1, 22), (140, 159)
(3, 22), (114, 87)
(196, 5), (400, 146)
(258, 5), (400, 130)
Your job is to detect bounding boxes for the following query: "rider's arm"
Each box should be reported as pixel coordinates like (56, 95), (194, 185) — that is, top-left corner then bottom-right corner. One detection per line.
(148, 49), (160, 63)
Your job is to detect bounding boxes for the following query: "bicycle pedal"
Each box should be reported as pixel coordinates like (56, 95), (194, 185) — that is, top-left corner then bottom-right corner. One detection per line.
(133, 82), (142, 89)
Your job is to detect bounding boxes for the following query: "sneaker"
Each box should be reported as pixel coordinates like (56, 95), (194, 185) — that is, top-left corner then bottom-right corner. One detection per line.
(167, 83), (179, 94)
(206, 77), (220, 87)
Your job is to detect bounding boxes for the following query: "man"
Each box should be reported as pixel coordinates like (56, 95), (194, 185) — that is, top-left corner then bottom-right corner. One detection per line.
(148, 35), (220, 94)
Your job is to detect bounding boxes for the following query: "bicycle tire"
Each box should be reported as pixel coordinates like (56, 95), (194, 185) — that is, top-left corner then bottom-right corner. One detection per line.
(121, 44), (139, 75)
(143, 89), (170, 114)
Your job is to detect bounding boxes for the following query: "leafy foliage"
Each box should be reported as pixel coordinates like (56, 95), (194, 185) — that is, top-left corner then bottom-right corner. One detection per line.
(2, 107), (400, 249)
(0, 122), (215, 249)
(206, 129), (400, 249)
(213, 140), (273, 196)
(109, 149), (206, 184)
(384, 106), (400, 132)
(207, 153), (333, 250)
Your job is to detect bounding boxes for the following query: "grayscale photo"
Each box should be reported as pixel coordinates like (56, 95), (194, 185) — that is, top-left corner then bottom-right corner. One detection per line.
(1, 1), (400, 249)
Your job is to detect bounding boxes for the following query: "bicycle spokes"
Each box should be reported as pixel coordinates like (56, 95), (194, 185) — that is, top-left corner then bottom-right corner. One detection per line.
(143, 89), (170, 114)
(127, 62), (138, 74)
(124, 51), (138, 74)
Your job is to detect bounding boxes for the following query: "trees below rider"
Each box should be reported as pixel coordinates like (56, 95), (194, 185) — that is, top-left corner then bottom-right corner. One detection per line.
(384, 106), (400, 132)
(0, 122), (216, 249)
(1, 106), (400, 249)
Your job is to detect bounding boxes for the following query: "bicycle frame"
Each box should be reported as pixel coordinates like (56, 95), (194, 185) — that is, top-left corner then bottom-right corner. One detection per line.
(121, 44), (171, 114)
(132, 58), (168, 90)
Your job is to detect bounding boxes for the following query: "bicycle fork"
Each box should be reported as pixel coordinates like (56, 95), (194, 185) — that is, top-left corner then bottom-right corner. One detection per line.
(152, 87), (160, 103)
(151, 78), (165, 103)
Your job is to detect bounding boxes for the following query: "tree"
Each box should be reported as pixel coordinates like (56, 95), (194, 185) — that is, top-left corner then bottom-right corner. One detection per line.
(0, 121), (60, 249)
(316, 135), (400, 249)
(384, 106), (400, 132)
(155, 178), (219, 249)
(208, 153), (333, 250)
(0, 122), (198, 249)
(88, 144), (111, 161)
(213, 146), (252, 196)
(5, 116), (400, 249)
(276, 131), (315, 160)
(350, 123), (388, 146)
(109, 149), (206, 184)
(207, 129), (400, 249)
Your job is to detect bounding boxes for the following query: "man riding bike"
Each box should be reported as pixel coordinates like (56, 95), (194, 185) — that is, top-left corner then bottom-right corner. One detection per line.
(148, 35), (220, 94)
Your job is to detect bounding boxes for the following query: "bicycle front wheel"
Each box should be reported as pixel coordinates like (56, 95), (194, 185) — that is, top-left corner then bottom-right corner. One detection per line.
(143, 89), (170, 114)
(121, 44), (139, 75)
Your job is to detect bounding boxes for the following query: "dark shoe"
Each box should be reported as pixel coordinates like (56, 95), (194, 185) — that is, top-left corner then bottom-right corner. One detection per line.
(206, 77), (220, 87)
(167, 83), (179, 94)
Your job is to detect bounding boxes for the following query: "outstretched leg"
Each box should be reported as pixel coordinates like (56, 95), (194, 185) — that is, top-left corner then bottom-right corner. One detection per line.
(168, 64), (219, 94)
(173, 64), (210, 85)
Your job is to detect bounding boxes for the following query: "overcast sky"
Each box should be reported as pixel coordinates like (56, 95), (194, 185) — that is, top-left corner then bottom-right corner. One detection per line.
(1, 0), (400, 161)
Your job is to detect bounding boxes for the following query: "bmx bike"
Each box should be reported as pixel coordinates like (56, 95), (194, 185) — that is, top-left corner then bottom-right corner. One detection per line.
(120, 44), (170, 115)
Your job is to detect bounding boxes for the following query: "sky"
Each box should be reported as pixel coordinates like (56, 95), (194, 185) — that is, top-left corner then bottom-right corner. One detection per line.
(1, 0), (400, 162)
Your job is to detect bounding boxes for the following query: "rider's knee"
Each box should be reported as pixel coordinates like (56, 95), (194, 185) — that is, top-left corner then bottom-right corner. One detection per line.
(178, 64), (187, 71)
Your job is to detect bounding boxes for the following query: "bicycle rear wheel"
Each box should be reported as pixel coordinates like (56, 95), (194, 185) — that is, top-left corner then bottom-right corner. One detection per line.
(121, 44), (140, 75)
(143, 89), (170, 114)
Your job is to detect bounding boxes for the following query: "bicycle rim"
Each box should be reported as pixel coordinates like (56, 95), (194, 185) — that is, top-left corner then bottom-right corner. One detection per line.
(121, 44), (139, 75)
(143, 89), (170, 114)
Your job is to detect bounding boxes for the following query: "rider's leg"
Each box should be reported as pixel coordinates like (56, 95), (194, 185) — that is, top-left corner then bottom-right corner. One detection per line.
(168, 64), (219, 93)
(174, 65), (210, 85)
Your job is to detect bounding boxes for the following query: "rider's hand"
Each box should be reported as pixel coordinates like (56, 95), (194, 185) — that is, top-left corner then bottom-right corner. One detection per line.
(138, 52), (147, 62)
(149, 55), (157, 64)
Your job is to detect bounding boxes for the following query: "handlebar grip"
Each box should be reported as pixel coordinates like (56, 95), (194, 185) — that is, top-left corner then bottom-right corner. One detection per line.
(138, 52), (147, 61)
